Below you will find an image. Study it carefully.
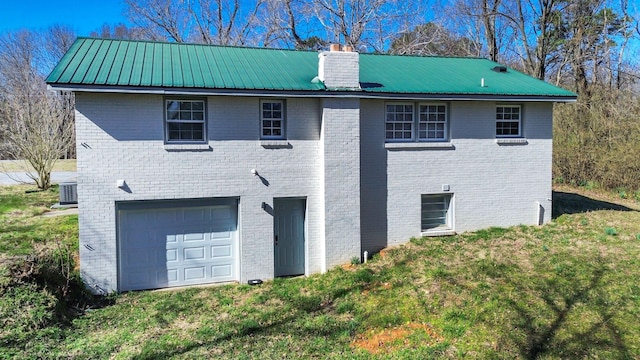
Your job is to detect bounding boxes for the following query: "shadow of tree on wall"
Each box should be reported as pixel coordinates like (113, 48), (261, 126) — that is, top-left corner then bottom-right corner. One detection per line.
(552, 191), (636, 219)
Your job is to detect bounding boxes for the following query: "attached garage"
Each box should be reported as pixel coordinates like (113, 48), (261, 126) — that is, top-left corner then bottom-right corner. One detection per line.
(117, 198), (239, 291)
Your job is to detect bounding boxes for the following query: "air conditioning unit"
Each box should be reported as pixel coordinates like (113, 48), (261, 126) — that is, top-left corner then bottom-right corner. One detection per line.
(59, 182), (78, 205)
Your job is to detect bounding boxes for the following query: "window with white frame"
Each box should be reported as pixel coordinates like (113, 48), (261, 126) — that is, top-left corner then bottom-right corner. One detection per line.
(261, 100), (285, 139)
(421, 194), (453, 232)
(165, 99), (206, 142)
(385, 103), (414, 140)
(386, 102), (448, 142)
(496, 105), (521, 137)
(419, 104), (447, 140)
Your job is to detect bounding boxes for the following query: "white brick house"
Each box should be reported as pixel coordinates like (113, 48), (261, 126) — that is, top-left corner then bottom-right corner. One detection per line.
(47, 38), (576, 293)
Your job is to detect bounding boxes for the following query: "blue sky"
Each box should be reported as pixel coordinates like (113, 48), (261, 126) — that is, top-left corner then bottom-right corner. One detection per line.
(0, 0), (130, 35)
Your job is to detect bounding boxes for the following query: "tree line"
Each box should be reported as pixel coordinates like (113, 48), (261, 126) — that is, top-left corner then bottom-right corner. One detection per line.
(1, 0), (639, 190)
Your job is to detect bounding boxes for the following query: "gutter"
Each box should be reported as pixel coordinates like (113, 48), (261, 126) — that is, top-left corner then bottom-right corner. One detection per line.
(47, 84), (578, 103)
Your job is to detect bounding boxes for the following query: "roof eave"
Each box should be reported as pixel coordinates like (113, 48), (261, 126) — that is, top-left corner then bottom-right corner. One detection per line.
(47, 83), (578, 102)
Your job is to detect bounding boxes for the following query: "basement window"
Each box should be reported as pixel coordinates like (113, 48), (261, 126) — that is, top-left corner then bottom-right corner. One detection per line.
(421, 194), (453, 233)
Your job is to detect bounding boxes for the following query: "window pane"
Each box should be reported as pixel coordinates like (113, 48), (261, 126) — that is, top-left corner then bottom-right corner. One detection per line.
(418, 103), (447, 140)
(166, 100), (206, 142)
(422, 194), (451, 231)
(261, 101), (285, 138)
(167, 111), (179, 120)
(496, 106), (520, 137)
(166, 101), (179, 111)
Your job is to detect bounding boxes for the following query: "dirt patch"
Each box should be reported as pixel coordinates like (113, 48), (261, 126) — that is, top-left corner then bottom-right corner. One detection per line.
(351, 322), (443, 354)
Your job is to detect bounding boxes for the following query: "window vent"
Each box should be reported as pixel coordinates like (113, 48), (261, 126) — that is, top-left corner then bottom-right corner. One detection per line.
(492, 66), (508, 73)
(59, 182), (78, 205)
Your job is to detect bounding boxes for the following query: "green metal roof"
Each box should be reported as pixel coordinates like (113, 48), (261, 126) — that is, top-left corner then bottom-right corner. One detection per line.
(47, 38), (576, 99)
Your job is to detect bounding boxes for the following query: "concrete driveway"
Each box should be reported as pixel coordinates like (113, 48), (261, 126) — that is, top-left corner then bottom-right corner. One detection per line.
(0, 172), (77, 185)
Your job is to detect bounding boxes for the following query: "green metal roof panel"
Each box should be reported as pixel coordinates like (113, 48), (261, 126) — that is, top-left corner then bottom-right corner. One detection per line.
(359, 54), (575, 97)
(47, 38), (575, 98)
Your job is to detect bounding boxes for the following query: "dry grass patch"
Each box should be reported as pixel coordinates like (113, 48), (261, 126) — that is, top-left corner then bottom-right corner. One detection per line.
(351, 322), (443, 354)
(0, 159), (77, 172)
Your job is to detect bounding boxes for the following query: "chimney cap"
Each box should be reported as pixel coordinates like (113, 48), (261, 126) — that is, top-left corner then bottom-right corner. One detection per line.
(329, 44), (340, 52)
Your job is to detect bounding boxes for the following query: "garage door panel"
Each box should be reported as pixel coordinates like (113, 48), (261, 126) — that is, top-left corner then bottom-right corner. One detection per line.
(212, 264), (232, 278)
(118, 199), (238, 291)
(167, 249), (178, 262)
(166, 269), (178, 282)
(184, 266), (206, 281)
(211, 245), (231, 258)
(184, 232), (206, 242)
(184, 246), (206, 260)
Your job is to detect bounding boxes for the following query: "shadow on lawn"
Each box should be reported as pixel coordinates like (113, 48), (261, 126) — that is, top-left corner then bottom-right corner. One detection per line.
(552, 191), (636, 219)
(131, 269), (373, 359)
(489, 258), (632, 359)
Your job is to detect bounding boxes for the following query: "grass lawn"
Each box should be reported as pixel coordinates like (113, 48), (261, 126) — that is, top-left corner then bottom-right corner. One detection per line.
(1, 184), (640, 358)
(0, 159), (77, 172)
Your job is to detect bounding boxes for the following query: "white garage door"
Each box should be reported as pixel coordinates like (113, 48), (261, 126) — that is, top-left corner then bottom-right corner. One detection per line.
(117, 198), (238, 291)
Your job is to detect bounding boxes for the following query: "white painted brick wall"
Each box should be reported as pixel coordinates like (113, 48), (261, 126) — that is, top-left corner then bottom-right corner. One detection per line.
(321, 98), (362, 269)
(76, 93), (325, 293)
(77, 91), (553, 293)
(360, 100), (554, 250)
(318, 51), (360, 89)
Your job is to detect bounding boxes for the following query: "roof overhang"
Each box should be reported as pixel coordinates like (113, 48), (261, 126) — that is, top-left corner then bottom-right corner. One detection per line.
(48, 84), (578, 103)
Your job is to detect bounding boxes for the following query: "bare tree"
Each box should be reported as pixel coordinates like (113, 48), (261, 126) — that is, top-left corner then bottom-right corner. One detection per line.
(125, 0), (265, 45)
(90, 23), (149, 41)
(0, 30), (75, 190)
(309, 0), (425, 51)
(389, 22), (481, 56)
(261, 0), (326, 49)
(124, 0), (189, 42)
(450, 0), (505, 61)
(43, 25), (77, 73)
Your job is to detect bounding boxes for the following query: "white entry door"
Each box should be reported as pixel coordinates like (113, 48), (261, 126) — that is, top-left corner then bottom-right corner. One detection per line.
(118, 198), (238, 291)
(274, 198), (305, 277)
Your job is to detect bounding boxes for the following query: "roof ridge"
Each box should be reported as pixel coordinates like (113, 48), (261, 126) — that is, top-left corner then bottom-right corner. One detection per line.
(360, 52), (489, 61)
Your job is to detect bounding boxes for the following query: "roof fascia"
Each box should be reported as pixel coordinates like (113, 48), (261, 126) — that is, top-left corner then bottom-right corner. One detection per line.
(48, 84), (577, 103)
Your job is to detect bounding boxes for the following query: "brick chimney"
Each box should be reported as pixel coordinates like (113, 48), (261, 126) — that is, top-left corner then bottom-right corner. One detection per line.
(318, 44), (360, 89)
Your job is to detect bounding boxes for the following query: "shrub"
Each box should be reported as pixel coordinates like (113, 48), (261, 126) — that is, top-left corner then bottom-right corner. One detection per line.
(553, 88), (640, 192)
(0, 243), (96, 344)
(0, 282), (57, 341)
